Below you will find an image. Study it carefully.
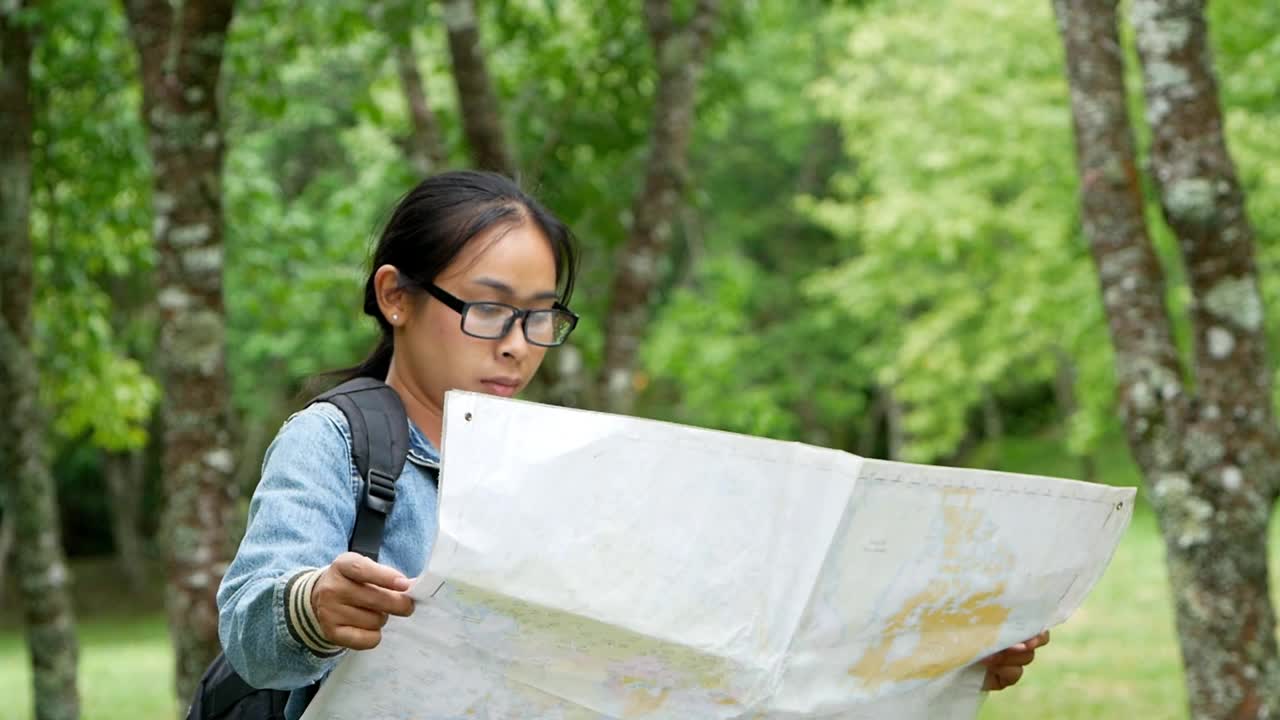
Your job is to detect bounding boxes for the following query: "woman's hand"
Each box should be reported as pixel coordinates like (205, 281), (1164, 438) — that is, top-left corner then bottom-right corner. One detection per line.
(312, 552), (416, 650)
(980, 630), (1050, 691)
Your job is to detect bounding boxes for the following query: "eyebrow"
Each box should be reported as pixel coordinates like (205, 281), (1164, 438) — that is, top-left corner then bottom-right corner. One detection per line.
(469, 277), (560, 302)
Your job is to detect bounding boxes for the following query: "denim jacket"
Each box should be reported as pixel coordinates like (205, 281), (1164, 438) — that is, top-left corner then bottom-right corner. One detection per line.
(216, 401), (440, 719)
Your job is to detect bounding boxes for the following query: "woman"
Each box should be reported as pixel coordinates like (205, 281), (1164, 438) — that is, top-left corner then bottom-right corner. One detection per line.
(216, 171), (1045, 719)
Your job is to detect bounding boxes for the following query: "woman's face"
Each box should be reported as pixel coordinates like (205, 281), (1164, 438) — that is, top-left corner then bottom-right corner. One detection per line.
(396, 219), (559, 408)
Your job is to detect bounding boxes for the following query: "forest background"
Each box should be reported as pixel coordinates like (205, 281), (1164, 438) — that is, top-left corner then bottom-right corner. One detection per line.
(3, 0), (1280, 718)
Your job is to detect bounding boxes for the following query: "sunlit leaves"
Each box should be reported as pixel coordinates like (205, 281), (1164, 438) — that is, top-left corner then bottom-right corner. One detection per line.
(802, 0), (1102, 461)
(31, 1), (157, 450)
(30, 0), (1280, 462)
(37, 291), (159, 450)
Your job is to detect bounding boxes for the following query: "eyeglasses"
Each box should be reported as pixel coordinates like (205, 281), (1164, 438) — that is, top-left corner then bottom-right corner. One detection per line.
(423, 283), (579, 347)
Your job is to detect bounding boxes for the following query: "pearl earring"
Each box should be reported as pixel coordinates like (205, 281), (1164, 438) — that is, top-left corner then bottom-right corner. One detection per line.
(392, 314), (398, 321)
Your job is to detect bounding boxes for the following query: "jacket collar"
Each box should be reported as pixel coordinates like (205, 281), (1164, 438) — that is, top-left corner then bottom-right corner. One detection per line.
(406, 418), (440, 469)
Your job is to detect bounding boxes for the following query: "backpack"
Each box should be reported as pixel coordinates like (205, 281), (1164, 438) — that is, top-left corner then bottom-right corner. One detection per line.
(184, 377), (415, 720)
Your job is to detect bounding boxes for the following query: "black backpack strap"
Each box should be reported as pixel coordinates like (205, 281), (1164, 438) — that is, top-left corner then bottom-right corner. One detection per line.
(188, 652), (290, 720)
(310, 377), (410, 561)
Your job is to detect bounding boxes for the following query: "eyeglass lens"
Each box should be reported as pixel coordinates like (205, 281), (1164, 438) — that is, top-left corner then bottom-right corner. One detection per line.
(462, 304), (574, 345)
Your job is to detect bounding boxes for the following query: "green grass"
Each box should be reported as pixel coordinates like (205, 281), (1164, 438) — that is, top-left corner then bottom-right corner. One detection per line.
(1, 613), (177, 720)
(3, 432), (1277, 720)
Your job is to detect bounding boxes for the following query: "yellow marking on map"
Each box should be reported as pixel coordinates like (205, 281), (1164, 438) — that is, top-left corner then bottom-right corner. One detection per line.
(848, 488), (1013, 690)
(623, 687), (670, 716)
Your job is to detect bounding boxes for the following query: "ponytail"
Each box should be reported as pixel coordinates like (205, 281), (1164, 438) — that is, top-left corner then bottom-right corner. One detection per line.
(345, 332), (394, 382)
(308, 331), (393, 397)
(313, 250), (397, 390)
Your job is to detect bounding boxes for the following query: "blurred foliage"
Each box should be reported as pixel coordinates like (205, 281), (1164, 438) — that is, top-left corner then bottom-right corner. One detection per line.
(30, 0), (158, 451)
(802, 0), (1099, 461)
(20, 0), (1280, 553)
(642, 0), (871, 445)
(646, 0), (1280, 464)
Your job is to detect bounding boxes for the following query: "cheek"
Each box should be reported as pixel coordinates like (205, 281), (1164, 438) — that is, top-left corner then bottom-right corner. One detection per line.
(409, 307), (463, 375)
(421, 299), (468, 344)
(418, 306), (486, 368)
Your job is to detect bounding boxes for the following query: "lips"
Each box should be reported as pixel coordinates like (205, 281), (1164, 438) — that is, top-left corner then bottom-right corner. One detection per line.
(479, 377), (521, 398)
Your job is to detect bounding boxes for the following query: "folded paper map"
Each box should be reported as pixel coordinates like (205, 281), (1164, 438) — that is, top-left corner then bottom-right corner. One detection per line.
(303, 391), (1135, 719)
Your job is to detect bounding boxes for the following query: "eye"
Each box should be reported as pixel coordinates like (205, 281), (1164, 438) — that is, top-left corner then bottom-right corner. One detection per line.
(526, 312), (553, 330)
(469, 303), (509, 319)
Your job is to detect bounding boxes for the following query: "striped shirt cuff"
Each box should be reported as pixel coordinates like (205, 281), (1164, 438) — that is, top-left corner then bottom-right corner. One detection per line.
(285, 568), (342, 657)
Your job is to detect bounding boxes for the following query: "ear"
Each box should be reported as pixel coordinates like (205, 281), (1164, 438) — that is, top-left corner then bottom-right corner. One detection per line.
(373, 264), (409, 326)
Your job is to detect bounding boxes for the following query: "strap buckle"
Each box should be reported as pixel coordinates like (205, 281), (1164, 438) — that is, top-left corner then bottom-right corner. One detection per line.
(364, 469), (397, 514)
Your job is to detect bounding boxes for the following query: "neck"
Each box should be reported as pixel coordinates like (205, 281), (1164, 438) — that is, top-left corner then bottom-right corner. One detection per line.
(383, 358), (444, 450)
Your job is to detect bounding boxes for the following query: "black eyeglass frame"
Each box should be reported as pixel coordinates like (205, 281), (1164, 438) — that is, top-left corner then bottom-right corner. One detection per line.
(422, 282), (579, 347)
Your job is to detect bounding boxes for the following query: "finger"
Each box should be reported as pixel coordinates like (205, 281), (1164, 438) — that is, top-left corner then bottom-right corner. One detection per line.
(980, 646), (1023, 665)
(320, 603), (388, 633)
(982, 665), (1024, 692)
(314, 566), (414, 619)
(345, 582), (416, 618)
(985, 632), (1042, 661)
(332, 552), (412, 591)
(993, 649), (1037, 667)
(998, 665), (1024, 689)
(327, 625), (384, 651)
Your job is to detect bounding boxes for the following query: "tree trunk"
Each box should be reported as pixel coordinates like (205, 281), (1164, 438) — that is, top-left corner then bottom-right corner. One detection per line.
(857, 387), (887, 458)
(104, 449), (149, 593)
(442, 0), (515, 176)
(1052, 347), (1096, 482)
(980, 387), (1003, 443)
(0, 508), (14, 597)
(1132, 1), (1280, 715)
(525, 344), (589, 408)
(393, 33), (447, 176)
(0, 5), (82, 718)
(885, 387), (906, 461)
(1054, 0), (1280, 716)
(123, 0), (239, 703)
(600, 0), (719, 414)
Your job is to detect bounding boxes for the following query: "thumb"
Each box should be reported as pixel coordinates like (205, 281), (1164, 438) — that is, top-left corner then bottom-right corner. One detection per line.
(332, 552), (412, 591)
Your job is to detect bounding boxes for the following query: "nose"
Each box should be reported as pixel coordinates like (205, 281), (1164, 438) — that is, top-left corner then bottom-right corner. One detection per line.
(496, 315), (531, 361)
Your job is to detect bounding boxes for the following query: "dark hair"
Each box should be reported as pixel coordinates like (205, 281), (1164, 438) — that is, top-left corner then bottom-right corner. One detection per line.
(332, 171), (578, 383)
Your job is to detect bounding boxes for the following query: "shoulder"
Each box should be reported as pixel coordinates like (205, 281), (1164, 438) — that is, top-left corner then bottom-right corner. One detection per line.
(283, 401), (351, 440)
(262, 402), (355, 476)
